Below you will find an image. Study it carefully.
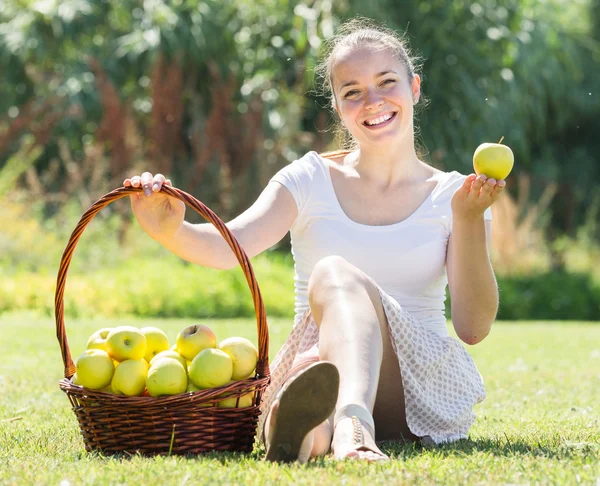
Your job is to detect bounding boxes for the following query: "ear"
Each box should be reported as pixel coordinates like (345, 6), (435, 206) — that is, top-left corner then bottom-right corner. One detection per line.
(412, 74), (421, 104)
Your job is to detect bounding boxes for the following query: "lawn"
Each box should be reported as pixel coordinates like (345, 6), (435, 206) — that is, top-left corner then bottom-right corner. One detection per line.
(1, 313), (599, 485)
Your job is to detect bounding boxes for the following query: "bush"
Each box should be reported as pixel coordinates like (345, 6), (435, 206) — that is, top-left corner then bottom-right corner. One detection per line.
(445, 271), (600, 321)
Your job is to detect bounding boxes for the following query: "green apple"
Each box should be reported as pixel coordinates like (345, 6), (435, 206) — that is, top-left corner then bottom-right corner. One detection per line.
(188, 348), (233, 389)
(86, 328), (113, 352)
(187, 381), (201, 392)
(75, 349), (114, 390)
(175, 324), (217, 361)
(473, 142), (514, 180)
(111, 359), (148, 396)
(146, 358), (188, 397)
(106, 326), (147, 362)
(218, 337), (258, 380)
(140, 327), (170, 362)
(217, 391), (254, 408)
(71, 373), (82, 386)
(150, 350), (187, 369)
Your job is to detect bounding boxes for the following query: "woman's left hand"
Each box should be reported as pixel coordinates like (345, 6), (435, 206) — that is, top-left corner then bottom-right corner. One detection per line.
(451, 174), (506, 222)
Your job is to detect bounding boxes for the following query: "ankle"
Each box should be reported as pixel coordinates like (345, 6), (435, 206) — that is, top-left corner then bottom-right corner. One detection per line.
(334, 404), (375, 438)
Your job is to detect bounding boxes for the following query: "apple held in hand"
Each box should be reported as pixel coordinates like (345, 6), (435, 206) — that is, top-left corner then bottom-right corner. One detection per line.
(176, 324), (217, 361)
(140, 327), (170, 362)
(86, 328), (113, 352)
(111, 359), (148, 396)
(188, 348), (233, 389)
(106, 326), (147, 362)
(146, 358), (188, 397)
(75, 349), (114, 390)
(218, 337), (258, 380)
(473, 138), (514, 180)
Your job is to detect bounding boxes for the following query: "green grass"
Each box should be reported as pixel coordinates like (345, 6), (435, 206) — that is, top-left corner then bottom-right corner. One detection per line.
(1, 313), (599, 485)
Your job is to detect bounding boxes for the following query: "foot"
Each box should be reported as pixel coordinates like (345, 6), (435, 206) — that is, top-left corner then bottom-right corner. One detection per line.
(331, 405), (389, 462)
(266, 400), (315, 464)
(265, 361), (339, 463)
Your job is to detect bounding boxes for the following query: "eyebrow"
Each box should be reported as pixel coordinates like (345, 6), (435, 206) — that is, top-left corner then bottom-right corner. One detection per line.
(340, 70), (398, 90)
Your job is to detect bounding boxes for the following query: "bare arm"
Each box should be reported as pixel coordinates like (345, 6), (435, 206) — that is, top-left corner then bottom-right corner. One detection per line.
(160, 182), (297, 270)
(447, 174), (505, 345)
(125, 171), (298, 270)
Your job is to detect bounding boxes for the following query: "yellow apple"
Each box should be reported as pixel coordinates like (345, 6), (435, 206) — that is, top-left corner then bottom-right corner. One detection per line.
(187, 381), (201, 392)
(146, 358), (188, 397)
(217, 392), (254, 408)
(188, 348), (233, 389)
(71, 373), (82, 386)
(150, 350), (187, 369)
(111, 359), (148, 396)
(106, 326), (147, 362)
(86, 327), (113, 352)
(75, 349), (114, 390)
(218, 337), (258, 380)
(140, 327), (170, 362)
(473, 142), (514, 180)
(175, 324), (217, 361)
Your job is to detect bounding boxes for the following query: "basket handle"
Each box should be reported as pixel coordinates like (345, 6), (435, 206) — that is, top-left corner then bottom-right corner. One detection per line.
(55, 185), (270, 381)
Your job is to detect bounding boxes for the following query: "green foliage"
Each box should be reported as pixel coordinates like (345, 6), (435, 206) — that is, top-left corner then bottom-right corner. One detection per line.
(0, 253), (295, 319)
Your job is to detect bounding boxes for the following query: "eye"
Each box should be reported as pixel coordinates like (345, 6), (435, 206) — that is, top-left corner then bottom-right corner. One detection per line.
(343, 90), (360, 99)
(380, 79), (396, 87)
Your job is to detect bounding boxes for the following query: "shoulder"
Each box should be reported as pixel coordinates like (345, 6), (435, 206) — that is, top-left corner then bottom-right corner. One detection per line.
(432, 170), (469, 198)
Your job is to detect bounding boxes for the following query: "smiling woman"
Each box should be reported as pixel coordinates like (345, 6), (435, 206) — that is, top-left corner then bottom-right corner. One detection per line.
(123, 16), (506, 464)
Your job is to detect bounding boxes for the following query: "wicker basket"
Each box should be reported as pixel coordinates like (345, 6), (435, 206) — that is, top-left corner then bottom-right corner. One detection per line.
(55, 185), (271, 455)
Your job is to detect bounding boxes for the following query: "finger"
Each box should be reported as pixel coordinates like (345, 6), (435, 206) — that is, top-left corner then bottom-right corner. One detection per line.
(130, 175), (142, 188)
(152, 173), (166, 192)
(481, 178), (497, 196)
(165, 179), (172, 186)
(462, 174), (477, 192)
(123, 178), (131, 187)
(469, 175), (487, 198)
(141, 172), (153, 196)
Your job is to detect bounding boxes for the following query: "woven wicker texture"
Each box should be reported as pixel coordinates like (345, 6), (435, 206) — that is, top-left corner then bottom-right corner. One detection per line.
(55, 185), (270, 455)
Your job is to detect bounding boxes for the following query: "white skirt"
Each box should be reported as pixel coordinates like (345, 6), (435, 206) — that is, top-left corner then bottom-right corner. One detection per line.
(257, 285), (486, 445)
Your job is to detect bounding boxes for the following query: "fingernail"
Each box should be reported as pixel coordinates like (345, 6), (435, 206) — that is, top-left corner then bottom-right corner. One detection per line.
(152, 183), (160, 192)
(144, 187), (152, 196)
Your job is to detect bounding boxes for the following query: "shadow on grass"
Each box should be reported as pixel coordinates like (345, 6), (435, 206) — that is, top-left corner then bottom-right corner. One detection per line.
(74, 435), (598, 464)
(378, 435), (599, 461)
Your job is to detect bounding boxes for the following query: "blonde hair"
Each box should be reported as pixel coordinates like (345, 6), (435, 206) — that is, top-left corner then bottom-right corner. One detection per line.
(315, 17), (426, 152)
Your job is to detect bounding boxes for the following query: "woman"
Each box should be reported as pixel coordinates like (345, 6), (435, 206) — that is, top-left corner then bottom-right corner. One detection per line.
(124, 18), (505, 463)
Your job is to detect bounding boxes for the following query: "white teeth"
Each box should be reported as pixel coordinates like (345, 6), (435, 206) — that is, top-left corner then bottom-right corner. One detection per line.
(365, 112), (394, 126)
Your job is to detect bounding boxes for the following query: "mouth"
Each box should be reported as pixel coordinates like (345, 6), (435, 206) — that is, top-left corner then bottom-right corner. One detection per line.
(362, 111), (398, 129)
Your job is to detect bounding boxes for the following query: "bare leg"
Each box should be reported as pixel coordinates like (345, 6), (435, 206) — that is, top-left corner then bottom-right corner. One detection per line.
(308, 256), (397, 460)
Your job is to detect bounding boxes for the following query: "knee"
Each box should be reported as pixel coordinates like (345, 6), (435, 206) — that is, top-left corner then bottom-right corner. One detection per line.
(308, 256), (365, 306)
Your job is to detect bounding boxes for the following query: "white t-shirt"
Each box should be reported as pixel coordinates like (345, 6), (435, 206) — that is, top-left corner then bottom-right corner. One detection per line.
(270, 151), (492, 337)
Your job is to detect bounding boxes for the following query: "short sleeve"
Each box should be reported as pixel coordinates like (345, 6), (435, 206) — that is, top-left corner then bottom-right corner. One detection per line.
(269, 152), (316, 215)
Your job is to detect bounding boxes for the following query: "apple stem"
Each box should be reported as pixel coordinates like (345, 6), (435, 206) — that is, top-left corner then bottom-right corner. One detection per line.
(498, 136), (505, 144)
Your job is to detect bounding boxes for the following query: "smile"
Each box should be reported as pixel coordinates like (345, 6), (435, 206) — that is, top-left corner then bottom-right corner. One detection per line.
(363, 112), (397, 128)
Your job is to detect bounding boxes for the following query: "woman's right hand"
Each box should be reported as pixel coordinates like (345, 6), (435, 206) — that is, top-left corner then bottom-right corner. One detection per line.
(123, 172), (186, 241)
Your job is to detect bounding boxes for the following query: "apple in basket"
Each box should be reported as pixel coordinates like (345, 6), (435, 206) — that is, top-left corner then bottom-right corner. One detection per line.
(176, 324), (217, 361)
(111, 359), (148, 396)
(188, 348), (233, 389)
(217, 381), (254, 408)
(218, 337), (258, 380)
(146, 358), (188, 397)
(86, 328), (113, 352)
(150, 349), (187, 369)
(106, 326), (147, 362)
(75, 349), (114, 390)
(140, 327), (170, 362)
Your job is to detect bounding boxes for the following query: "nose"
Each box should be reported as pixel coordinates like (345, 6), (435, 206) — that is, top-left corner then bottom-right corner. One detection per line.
(364, 88), (384, 110)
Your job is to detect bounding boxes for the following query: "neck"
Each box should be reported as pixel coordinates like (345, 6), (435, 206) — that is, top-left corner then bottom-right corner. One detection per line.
(349, 136), (423, 188)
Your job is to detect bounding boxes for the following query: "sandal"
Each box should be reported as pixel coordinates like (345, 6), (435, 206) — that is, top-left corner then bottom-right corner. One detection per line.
(265, 361), (339, 463)
(331, 404), (389, 461)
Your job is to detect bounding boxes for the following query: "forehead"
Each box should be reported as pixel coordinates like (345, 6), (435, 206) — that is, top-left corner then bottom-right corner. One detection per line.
(332, 45), (406, 87)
